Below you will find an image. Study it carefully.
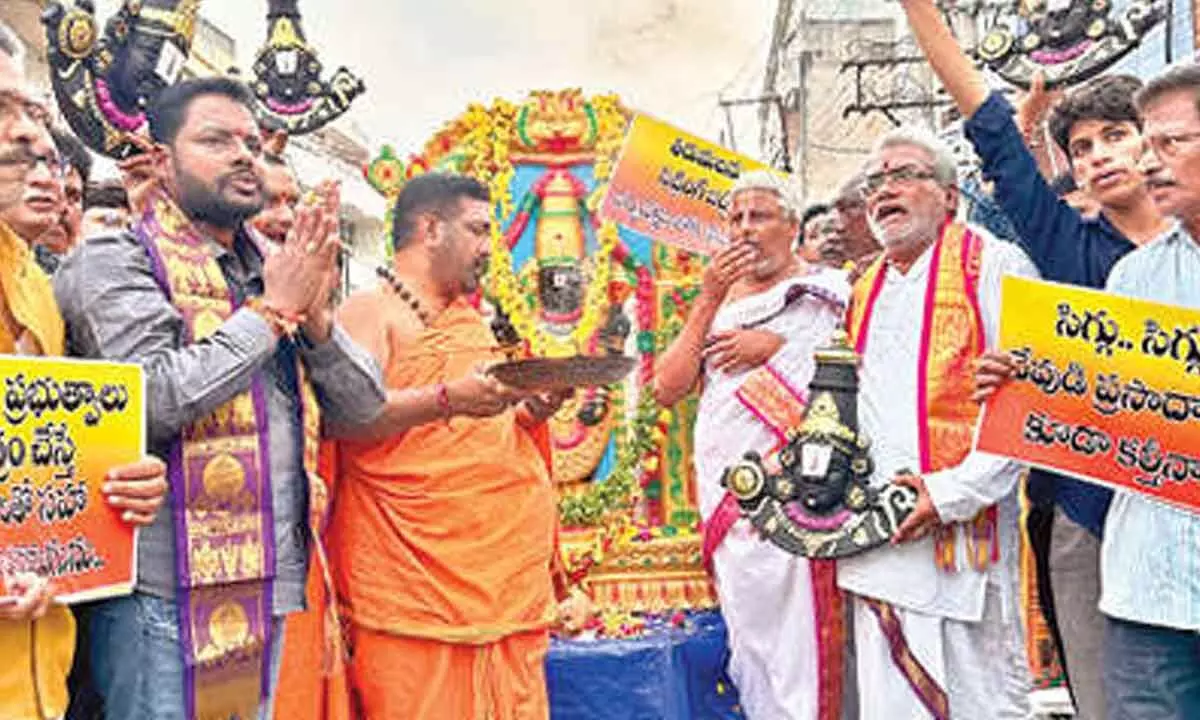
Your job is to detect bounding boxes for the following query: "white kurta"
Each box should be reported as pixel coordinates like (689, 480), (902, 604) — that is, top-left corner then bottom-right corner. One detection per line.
(693, 267), (849, 720)
(836, 233), (1036, 719)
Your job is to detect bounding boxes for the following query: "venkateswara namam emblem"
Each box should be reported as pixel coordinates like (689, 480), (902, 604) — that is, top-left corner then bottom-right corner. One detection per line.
(976, 0), (1167, 89)
(720, 331), (917, 558)
(42, 0), (199, 159)
(247, 0), (365, 135)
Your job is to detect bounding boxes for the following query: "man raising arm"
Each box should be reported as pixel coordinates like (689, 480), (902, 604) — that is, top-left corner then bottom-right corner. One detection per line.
(901, 5), (1171, 716)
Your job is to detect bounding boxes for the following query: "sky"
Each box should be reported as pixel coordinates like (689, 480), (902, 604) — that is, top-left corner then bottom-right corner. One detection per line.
(96, 0), (777, 158)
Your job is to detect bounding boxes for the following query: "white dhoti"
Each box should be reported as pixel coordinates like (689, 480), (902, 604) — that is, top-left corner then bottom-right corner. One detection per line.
(841, 230), (1041, 720)
(851, 584), (1030, 720)
(693, 269), (850, 720)
(714, 524), (842, 720)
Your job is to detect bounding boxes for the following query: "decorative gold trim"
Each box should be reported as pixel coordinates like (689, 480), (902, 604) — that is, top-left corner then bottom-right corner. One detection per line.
(800, 392), (857, 444)
(589, 569), (718, 613)
(267, 17), (310, 51)
(726, 463), (765, 501)
(509, 150), (597, 165)
(137, 0), (200, 43)
(812, 330), (858, 365)
(58, 10), (98, 60)
(560, 532), (716, 611)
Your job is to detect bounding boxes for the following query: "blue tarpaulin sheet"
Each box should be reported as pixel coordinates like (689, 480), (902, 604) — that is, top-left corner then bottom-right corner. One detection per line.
(547, 611), (744, 720)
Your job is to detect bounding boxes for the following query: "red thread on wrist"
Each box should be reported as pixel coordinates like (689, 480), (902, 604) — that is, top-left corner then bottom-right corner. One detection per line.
(436, 383), (452, 422)
(274, 306), (306, 324)
(246, 297), (302, 338)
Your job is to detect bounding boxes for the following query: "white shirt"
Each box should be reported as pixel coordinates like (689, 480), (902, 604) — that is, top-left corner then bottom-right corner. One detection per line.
(837, 231), (1039, 621)
(1100, 223), (1200, 631)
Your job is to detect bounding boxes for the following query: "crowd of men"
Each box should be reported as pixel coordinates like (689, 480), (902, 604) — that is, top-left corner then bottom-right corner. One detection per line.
(0, 15), (576, 720)
(2, 0), (1200, 717)
(672, 1), (1200, 719)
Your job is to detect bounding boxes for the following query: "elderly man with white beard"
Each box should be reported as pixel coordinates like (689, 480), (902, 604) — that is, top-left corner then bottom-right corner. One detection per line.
(839, 127), (1037, 719)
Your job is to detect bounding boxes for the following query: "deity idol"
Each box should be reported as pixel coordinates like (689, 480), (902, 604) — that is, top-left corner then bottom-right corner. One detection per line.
(977, 0), (1166, 88)
(43, 0), (199, 158)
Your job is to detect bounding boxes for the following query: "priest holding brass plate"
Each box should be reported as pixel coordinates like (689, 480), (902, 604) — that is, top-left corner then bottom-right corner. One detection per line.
(720, 332), (919, 558)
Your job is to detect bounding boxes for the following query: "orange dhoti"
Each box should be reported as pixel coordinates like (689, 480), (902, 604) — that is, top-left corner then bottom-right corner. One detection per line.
(273, 443), (352, 720)
(349, 626), (549, 720)
(272, 554), (352, 720)
(328, 299), (559, 719)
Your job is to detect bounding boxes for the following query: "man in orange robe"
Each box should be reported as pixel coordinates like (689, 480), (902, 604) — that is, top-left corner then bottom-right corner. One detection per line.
(329, 172), (570, 719)
(270, 440), (351, 720)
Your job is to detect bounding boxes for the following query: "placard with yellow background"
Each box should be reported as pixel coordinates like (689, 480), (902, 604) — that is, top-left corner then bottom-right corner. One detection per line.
(978, 276), (1200, 514)
(0, 356), (143, 603)
(600, 113), (776, 256)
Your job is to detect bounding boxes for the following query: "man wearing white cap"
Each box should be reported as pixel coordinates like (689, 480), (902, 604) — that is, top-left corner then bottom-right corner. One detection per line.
(656, 170), (851, 719)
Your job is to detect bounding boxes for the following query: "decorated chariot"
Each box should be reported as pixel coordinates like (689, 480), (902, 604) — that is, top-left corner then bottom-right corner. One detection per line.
(364, 89), (719, 631)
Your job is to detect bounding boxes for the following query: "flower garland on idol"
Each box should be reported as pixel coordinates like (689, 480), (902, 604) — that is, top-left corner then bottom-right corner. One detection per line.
(444, 92), (703, 533)
(483, 96), (621, 359)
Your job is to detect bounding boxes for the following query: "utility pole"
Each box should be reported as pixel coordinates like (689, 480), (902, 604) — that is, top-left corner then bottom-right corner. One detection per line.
(1194, 0), (1200, 56)
(759, 0), (797, 159)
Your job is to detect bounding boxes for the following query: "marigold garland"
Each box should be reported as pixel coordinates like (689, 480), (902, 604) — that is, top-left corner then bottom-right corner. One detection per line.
(478, 94), (626, 358)
(407, 91), (678, 532)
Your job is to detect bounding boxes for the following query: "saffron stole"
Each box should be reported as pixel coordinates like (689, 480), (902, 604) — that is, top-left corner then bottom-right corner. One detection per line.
(136, 193), (332, 720)
(847, 221), (996, 718)
(848, 221), (998, 573)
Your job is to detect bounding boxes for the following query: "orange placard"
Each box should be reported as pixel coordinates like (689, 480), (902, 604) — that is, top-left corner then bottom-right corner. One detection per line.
(0, 356), (144, 603)
(978, 276), (1200, 514)
(599, 113), (774, 255)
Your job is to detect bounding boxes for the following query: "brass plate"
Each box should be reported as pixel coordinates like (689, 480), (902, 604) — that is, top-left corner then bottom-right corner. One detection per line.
(488, 355), (635, 392)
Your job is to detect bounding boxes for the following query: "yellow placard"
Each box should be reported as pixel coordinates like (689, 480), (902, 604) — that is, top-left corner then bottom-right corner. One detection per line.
(599, 113), (775, 255)
(0, 355), (144, 603)
(978, 276), (1200, 514)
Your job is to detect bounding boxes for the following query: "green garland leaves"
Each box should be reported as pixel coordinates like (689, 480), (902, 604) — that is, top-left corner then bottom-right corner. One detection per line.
(559, 392), (661, 527)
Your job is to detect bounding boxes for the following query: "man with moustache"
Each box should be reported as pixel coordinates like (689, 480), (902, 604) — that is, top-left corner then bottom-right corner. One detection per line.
(807, 207), (840, 264)
(260, 143), (346, 720)
(0, 33), (168, 720)
(34, 129), (90, 275)
(1089, 65), (1200, 718)
(900, 4), (1174, 716)
(252, 153), (300, 246)
(251, 153), (346, 308)
(54, 76), (385, 720)
(822, 173), (881, 272)
(328, 172), (570, 719)
(656, 170), (850, 720)
(0, 124), (67, 262)
(840, 128), (1036, 719)
(0, 87), (82, 720)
